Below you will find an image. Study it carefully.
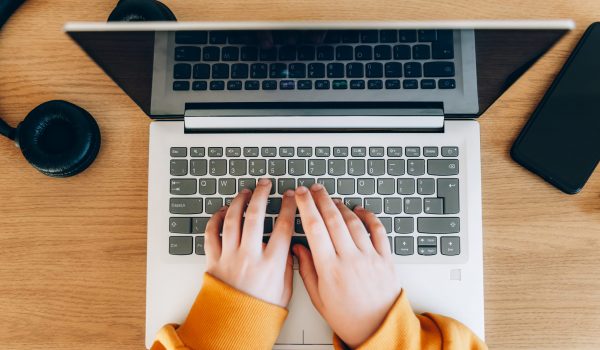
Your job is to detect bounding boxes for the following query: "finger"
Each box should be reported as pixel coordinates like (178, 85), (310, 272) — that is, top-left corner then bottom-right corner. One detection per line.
(294, 186), (336, 266)
(221, 189), (252, 254)
(354, 207), (391, 257)
(293, 245), (324, 311)
(266, 189), (296, 259)
(310, 184), (358, 255)
(240, 178), (272, 254)
(205, 206), (227, 267)
(334, 200), (374, 253)
(281, 253), (294, 306)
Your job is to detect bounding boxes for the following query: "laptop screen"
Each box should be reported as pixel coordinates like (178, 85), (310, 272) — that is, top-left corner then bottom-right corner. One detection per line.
(65, 22), (572, 118)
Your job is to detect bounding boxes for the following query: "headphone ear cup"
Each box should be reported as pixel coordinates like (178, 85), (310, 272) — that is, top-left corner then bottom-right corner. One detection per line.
(15, 100), (101, 178)
(108, 0), (177, 22)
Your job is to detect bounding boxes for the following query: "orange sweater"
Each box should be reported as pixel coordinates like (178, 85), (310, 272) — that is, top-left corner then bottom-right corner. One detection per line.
(151, 273), (487, 350)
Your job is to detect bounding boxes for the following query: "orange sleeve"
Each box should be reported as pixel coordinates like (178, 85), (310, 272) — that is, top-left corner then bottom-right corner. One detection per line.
(333, 291), (487, 350)
(150, 273), (288, 350)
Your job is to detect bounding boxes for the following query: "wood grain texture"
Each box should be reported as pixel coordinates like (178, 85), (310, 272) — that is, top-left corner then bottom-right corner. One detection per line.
(0, 1), (599, 349)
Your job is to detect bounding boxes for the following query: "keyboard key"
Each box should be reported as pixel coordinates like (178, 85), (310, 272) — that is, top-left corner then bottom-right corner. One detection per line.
(328, 159), (346, 176)
(205, 197), (223, 214)
(333, 147), (348, 157)
(404, 197), (422, 214)
(336, 46), (353, 60)
(348, 159), (366, 176)
(342, 30), (359, 43)
(192, 81), (208, 91)
(175, 31), (208, 45)
(351, 147), (367, 157)
(289, 63), (306, 78)
(298, 147), (312, 157)
(209, 159), (227, 176)
(229, 159), (247, 175)
(270, 63), (287, 78)
(198, 178), (216, 195)
(432, 38), (454, 59)
(394, 217), (414, 234)
(227, 80), (242, 90)
(280, 80), (295, 90)
(170, 179), (196, 195)
(441, 147), (459, 157)
(209, 31), (227, 44)
(384, 198), (402, 214)
(278, 178), (296, 194)
(369, 147), (385, 157)
(393, 45), (411, 59)
(279, 45), (296, 61)
(350, 80), (365, 89)
(403, 79), (418, 89)
(364, 198), (382, 214)
(251, 63), (268, 79)
(418, 246), (437, 256)
(437, 178), (460, 214)
(170, 198), (202, 214)
(357, 178), (375, 194)
(395, 236), (414, 255)
(245, 80), (260, 90)
(418, 236), (436, 247)
(404, 62), (422, 77)
(174, 63), (192, 79)
(338, 178), (355, 195)
(260, 47), (277, 61)
(315, 147), (330, 157)
(231, 64), (249, 79)
(170, 147), (187, 157)
(441, 237), (460, 256)
(288, 159), (306, 176)
(190, 159), (207, 176)
(298, 80), (312, 90)
(315, 80), (330, 90)
(263, 217), (274, 234)
(368, 80), (383, 89)
(169, 236), (193, 255)
(169, 217), (192, 233)
(421, 79), (436, 89)
(268, 159), (286, 176)
(366, 63), (383, 78)
(385, 79), (400, 89)
(346, 63), (364, 78)
(261, 147), (277, 157)
(332, 80), (348, 89)
(424, 62), (455, 77)
(243, 147), (259, 157)
(209, 81), (225, 90)
(344, 197), (362, 209)
(238, 178), (257, 192)
(173, 81), (190, 91)
(379, 217), (392, 233)
(418, 30), (436, 42)
(417, 178), (435, 195)
(280, 147), (294, 157)
(417, 217), (460, 234)
(424, 198), (444, 214)
(208, 147), (223, 157)
(308, 63), (325, 78)
(327, 63), (344, 78)
(405, 147), (420, 157)
(380, 30), (397, 43)
(385, 62), (402, 78)
(397, 178), (415, 195)
(413, 44), (431, 60)
(367, 159), (385, 176)
(298, 46), (315, 60)
(175, 46), (201, 61)
(428, 159), (459, 176)
(192, 217), (210, 234)
(267, 197), (282, 214)
(308, 159), (326, 176)
(195, 236), (206, 255)
(190, 147), (205, 157)
(316, 46), (334, 60)
(387, 147), (402, 157)
(387, 159), (405, 176)
(170, 159), (188, 176)
(202, 46), (220, 61)
(374, 45), (392, 60)
(218, 178), (236, 195)
(222, 46), (239, 61)
(377, 178), (395, 195)
(438, 79), (456, 89)
(407, 159), (425, 176)
(298, 178), (315, 188)
(262, 80), (277, 90)
(241, 46), (259, 61)
(360, 30), (378, 43)
(398, 30), (417, 43)
(317, 178), (335, 194)
(423, 147), (438, 157)
(355, 45), (372, 60)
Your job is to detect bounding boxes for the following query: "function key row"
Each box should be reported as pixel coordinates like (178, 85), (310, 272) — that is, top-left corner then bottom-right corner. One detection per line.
(170, 146), (459, 158)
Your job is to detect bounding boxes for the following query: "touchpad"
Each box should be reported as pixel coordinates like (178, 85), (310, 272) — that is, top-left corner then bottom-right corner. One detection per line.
(276, 271), (332, 345)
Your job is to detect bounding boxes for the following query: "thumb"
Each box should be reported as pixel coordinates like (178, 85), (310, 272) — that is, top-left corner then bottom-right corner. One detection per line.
(293, 244), (323, 311)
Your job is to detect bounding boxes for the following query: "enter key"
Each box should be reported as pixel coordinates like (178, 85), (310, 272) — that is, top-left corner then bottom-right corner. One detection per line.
(437, 178), (459, 214)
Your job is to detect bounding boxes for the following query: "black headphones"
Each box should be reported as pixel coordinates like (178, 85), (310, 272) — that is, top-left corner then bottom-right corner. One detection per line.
(0, 0), (176, 177)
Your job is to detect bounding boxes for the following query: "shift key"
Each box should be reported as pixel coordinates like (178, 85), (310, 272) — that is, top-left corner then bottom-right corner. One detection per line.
(418, 217), (460, 234)
(437, 178), (459, 214)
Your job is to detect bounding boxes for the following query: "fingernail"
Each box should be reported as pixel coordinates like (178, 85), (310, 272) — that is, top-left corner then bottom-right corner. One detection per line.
(284, 189), (295, 197)
(258, 178), (271, 186)
(310, 183), (323, 191)
(296, 186), (308, 194)
(241, 188), (252, 194)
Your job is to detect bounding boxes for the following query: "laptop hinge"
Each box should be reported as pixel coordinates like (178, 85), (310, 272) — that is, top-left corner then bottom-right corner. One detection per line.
(183, 108), (444, 132)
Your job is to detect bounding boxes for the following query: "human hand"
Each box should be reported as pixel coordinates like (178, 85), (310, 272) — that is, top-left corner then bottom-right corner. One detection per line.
(204, 178), (297, 307)
(293, 184), (401, 348)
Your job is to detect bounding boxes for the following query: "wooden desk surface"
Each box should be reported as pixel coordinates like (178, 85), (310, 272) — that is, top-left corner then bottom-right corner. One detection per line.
(0, 1), (599, 349)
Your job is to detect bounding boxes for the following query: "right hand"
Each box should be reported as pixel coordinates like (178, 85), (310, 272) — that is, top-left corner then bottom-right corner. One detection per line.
(293, 184), (402, 348)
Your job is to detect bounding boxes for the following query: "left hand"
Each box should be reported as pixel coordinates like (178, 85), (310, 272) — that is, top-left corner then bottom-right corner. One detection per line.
(204, 178), (297, 307)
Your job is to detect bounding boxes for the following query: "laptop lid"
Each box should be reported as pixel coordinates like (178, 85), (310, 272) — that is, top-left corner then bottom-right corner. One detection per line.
(65, 20), (573, 122)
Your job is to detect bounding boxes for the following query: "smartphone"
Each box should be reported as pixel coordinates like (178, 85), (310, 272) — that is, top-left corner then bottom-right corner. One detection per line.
(511, 22), (600, 194)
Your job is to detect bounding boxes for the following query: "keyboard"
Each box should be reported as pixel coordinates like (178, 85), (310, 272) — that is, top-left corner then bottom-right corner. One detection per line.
(171, 29), (457, 92)
(167, 145), (462, 259)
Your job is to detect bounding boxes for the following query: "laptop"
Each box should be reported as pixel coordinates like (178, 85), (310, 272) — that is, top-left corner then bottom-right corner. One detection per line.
(65, 20), (573, 349)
